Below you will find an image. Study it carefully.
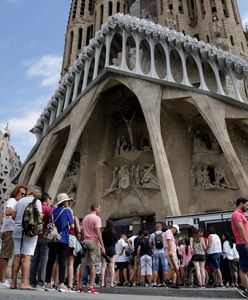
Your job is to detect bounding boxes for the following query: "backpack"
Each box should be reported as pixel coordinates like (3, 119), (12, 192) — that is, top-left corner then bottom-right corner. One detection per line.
(22, 198), (43, 237)
(154, 232), (164, 249)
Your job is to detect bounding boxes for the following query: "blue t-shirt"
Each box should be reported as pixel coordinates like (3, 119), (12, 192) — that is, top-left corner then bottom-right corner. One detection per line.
(53, 207), (74, 244)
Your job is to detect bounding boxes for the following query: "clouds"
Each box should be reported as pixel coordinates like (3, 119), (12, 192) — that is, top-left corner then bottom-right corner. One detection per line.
(25, 55), (62, 88)
(242, 13), (248, 30)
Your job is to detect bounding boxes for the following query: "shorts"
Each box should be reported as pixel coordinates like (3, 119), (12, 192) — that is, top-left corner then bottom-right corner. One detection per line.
(13, 236), (38, 256)
(191, 254), (206, 262)
(232, 258), (239, 273)
(140, 254), (152, 276)
(116, 261), (128, 270)
(152, 252), (169, 272)
(105, 245), (116, 257)
(0, 231), (14, 259)
(83, 241), (101, 267)
(237, 245), (248, 273)
(208, 253), (222, 270)
(167, 255), (180, 270)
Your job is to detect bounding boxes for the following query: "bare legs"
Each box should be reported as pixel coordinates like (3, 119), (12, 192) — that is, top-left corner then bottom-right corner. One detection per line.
(10, 254), (32, 289)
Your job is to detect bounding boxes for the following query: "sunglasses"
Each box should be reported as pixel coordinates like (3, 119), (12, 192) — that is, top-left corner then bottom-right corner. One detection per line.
(19, 192), (26, 197)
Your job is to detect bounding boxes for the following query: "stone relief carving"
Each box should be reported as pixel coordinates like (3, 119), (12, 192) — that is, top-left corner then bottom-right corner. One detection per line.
(104, 163), (160, 196)
(193, 130), (221, 154)
(190, 164), (237, 190)
(166, 10), (177, 30)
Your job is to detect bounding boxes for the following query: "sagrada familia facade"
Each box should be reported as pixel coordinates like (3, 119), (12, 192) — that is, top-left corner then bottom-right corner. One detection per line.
(17, 0), (248, 224)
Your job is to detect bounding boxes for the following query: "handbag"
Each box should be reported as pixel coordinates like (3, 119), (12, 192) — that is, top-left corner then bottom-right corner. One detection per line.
(44, 208), (66, 242)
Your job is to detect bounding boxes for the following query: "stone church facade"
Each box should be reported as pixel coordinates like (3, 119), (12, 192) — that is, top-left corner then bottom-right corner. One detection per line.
(18, 0), (248, 224)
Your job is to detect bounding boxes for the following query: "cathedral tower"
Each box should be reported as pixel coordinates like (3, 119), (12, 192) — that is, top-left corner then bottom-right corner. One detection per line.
(157, 0), (247, 59)
(62, 0), (133, 75)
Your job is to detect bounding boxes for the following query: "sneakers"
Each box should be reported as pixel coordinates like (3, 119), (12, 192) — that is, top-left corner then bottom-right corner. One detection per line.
(0, 280), (10, 288)
(58, 284), (69, 292)
(35, 285), (45, 291)
(45, 284), (55, 292)
(236, 285), (248, 299)
(170, 283), (180, 289)
(88, 287), (99, 294)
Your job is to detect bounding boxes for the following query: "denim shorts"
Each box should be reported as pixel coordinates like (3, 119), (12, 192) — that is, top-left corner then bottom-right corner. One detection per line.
(236, 244), (248, 273)
(152, 252), (169, 272)
(208, 253), (222, 269)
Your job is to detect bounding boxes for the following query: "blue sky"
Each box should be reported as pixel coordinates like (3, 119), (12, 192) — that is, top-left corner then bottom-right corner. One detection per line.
(0, 0), (248, 163)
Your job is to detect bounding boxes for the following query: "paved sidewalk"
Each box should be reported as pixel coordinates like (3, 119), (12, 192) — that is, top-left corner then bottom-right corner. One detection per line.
(0, 286), (242, 300)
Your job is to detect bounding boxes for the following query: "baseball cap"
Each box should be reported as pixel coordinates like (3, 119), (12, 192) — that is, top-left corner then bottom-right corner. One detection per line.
(41, 192), (51, 201)
(172, 224), (180, 234)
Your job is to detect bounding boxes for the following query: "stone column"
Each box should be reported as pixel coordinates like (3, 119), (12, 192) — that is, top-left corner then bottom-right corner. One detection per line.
(125, 77), (181, 217)
(190, 93), (248, 197)
(47, 79), (107, 199)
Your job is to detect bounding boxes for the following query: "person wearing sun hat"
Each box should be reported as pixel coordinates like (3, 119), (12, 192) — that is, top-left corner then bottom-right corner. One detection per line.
(45, 193), (74, 292)
(164, 224), (181, 288)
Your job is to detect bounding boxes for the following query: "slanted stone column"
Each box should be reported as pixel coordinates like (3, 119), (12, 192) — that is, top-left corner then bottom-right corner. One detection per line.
(190, 93), (248, 197)
(47, 80), (107, 199)
(124, 77), (181, 217)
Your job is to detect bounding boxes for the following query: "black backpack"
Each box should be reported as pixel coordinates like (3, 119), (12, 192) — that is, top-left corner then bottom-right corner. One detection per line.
(154, 232), (163, 249)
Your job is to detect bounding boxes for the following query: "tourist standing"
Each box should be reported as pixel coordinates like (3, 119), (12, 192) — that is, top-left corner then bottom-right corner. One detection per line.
(190, 229), (206, 287)
(81, 203), (105, 294)
(101, 219), (117, 287)
(231, 197), (248, 297)
(29, 192), (53, 290)
(206, 227), (224, 288)
(10, 186), (42, 290)
(164, 224), (180, 288)
(0, 185), (27, 288)
(45, 193), (74, 292)
(149, 223), (169, 287)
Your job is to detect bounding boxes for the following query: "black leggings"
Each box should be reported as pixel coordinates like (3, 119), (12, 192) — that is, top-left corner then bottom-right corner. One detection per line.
(45, 242), (68, 284)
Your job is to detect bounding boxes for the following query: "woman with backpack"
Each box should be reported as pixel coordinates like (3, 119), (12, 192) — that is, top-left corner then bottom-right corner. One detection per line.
(45, 193), (74, 292)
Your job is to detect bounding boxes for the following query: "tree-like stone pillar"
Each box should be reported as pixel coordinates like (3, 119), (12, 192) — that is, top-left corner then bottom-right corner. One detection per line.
(190, 93), (248, 196)
(125, 77), (181, 217)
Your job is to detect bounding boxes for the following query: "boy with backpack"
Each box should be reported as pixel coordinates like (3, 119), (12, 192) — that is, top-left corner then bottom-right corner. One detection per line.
(149, 223), (169, 287)
(10, 186), (43, 290)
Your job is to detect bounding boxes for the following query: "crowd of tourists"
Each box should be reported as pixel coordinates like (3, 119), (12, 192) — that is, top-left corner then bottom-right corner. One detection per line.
(0, 185), (247, 297)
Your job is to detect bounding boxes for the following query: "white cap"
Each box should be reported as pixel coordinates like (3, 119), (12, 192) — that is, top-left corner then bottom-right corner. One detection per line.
(172, 224), (180, 234)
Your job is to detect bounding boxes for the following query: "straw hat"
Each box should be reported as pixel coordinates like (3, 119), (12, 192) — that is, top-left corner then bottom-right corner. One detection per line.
(56, 193), (73, 206)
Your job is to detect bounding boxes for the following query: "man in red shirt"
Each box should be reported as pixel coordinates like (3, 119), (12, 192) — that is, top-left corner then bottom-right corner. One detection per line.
(81, 203), (105, 294)
(231, 197), (248, 298)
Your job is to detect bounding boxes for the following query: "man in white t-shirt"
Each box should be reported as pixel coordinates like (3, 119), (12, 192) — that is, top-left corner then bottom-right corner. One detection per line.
(0, 185), (27, 288)
(115, 234), (128, 285)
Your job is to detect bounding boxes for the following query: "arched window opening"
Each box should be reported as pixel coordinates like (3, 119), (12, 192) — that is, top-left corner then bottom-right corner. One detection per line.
(221, 0), (229, 17)
(193, 33), (199, 40)
(178, 0), (184, 14)
(108, 1), (113, 16)
(89, 0), (95, 15)
(72, 0), (78, 20)
(117, 2), (120, 13)
(206, 35), (210, 43)
(160, 0), (163, 15)
(230, 0), (239, 24)
(86, 25), (94, 46)
(200, 0), (206, 18)
(78, 28), (83, 50)
(209, 0), (217, 13)
(68, 31), (74, 66)
(100, 4), (104, 27)
(123, 4), (126, 13)
(169, 4), (173, 11)
(80, 0), (85, 16)
(188, 0), (198, 25)
(230, 35), (234, 46)
(241, 42), (244, 52)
